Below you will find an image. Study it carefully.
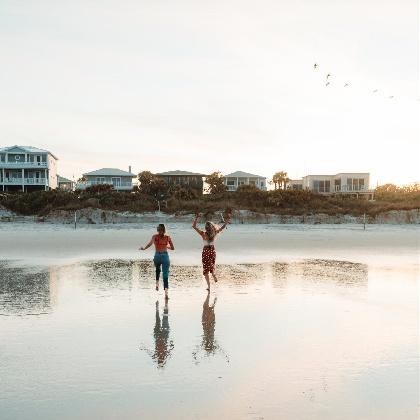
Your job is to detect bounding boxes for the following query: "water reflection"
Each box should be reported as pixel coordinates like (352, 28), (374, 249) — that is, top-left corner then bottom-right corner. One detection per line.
(140, 300), (174, 368)
(298, 259), (368, 287)
(0, 262), (55, 316)
(193, 293), (229, 363)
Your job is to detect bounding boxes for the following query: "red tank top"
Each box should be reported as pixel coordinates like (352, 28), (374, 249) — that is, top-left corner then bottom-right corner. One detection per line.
(154, 234), (172, 252)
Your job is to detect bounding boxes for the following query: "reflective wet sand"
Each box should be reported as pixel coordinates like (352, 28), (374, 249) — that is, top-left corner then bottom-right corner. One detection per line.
(0, 254), (418, 420)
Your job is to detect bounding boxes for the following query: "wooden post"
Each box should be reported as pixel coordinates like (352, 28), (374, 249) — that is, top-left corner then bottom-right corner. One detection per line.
(363, 213), (366, 230)
(74, 210), (77, 229)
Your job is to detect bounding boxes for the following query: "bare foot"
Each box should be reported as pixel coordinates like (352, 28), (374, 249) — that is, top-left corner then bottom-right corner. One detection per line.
(212, 273), (218, 283)
(155, 283), (159, 291)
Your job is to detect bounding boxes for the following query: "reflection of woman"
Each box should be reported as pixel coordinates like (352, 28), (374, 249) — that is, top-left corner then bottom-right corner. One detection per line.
(192, 294), (229, 363)
(202, 293), (217, 354)
(141, 300), (174, 368)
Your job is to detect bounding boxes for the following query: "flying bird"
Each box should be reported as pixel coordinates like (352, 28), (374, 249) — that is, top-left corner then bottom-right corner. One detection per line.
(326, 73), (331, 79)
(372, 89), (378, 93)
(344, 83), (349, 87)
(314, 63), (318, 69)
(389, 96), (394, 99)
(326, 82), (330, 87)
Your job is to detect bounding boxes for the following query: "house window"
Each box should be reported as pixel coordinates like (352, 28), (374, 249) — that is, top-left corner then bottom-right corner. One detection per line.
(96, 177), (106, 184)
(313, 180), (330, 193)
(335, 179), (341, 191)
(227, 180), (235, 186)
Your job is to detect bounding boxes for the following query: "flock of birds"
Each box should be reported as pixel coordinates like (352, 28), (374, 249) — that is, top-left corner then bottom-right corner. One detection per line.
(313, 62), (414, 101)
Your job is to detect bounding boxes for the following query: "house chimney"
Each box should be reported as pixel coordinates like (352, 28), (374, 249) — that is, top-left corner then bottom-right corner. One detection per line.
(129, 165), (132, 173)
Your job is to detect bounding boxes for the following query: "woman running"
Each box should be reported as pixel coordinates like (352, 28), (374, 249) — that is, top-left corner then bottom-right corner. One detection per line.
(140, 224), (174, 300)
(192, 213), (230, 290)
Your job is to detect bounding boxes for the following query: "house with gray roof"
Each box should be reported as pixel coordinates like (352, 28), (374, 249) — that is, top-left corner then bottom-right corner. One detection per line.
(223, 171), (267, 191)
(57, 175), (75, 191)
(77, 167), (136, 191)
(0, 145), (58, 192)
(155, 170), (207, 194)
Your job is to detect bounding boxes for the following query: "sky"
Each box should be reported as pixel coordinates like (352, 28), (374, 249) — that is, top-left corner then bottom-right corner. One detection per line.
(0, 0), (419, 186)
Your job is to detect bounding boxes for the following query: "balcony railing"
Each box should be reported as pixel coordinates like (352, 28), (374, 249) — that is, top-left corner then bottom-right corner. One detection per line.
(0, 161), (47, 168)
(334, 185), (369, 192)
(312, 185), (370, 193)
(1, 178), (47, 185)
(76, 181), (134, 189)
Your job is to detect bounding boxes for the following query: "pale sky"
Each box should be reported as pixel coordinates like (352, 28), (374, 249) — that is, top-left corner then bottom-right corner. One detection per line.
(0, 0), (418, 185)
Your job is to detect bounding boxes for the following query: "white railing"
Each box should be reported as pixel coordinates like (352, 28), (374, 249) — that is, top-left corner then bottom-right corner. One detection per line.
(1, 178), (47, 185)
(76, 181), (133, 189)
(334, 185), (369, 192)
(0, 161), (47, 167)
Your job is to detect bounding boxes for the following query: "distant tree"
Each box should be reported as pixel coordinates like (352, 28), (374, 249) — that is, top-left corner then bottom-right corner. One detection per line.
(205, 172), (227, 194)
(77, 176), (87, 183)
(375, 183), (398, 193)
(137, 171), (155, 194)
(272, 171), (289, 190)
(168, 185), (198, 201)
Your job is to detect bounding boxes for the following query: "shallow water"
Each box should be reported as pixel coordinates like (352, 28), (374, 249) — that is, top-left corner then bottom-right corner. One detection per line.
(0, 256), (418, 420)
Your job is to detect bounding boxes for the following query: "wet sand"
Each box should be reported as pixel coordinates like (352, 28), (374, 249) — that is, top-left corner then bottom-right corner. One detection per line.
(0, 224), (419, 419)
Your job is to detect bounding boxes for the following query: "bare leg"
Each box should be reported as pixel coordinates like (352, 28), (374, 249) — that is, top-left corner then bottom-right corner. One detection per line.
(156, 281), (159, 291)
(211, 271), (218, 283)
(204, 274), (210, 291)
(164, 288), (169, 300)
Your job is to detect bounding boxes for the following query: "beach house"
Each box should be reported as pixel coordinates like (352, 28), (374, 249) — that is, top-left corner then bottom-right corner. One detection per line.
(0, 145), (58, 192)
(155, 170), (207, 194)
(287, 173), (373, 199)
(223, 171), (267, 191)
(77, 167), (136, 191)
(57, 175), (75, 191)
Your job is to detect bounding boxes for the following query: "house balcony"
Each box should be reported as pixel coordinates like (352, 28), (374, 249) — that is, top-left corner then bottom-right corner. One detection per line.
(1, 178), (47, 185)
(76, 180), (134, 190)
(0, 161), (48, 168)
(334, 185), (371, 193)
(312, 185), (372, 194)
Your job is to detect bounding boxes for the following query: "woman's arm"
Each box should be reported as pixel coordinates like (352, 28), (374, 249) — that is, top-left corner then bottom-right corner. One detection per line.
(167, 236), (175, 250)
(192, 214), (204, 237)
(216, 215), (231, 233)
(139, 236), (154, 250)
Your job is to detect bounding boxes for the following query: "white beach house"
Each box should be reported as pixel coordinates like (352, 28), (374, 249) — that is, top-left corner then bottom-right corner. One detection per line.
(57, 175), (75, 191)
(223, 171), (267, 191)
(77, 167), (136, 191)
(287, 173), (373, 199)
(0, 145), (58, 192)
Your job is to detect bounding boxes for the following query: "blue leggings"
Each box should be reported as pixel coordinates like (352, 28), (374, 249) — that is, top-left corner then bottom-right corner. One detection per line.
(154, 252), (170, 289)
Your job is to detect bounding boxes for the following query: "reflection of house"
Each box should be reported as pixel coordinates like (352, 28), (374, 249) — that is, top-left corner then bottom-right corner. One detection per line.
(287, 173), (373, 199)
(223, 171), (267, 192)
(155, 170), (206, 193)
(0, 145), (58, 192)
(57, 175), (74, 191)
(77, 167), (136, 191)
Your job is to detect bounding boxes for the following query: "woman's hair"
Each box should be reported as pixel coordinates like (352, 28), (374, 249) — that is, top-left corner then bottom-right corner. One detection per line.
(157, 223), (166, 234)
(205, 221), (217, 241)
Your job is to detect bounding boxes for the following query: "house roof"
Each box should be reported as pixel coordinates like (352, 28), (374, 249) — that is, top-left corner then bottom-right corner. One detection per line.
(303, 173), (369, 178)
(83, 168), (136, 177)
(155, 170), (207, 177)
(0, 145), (58, 160)
(57, 175), (73, 183)
(224, 171), (266, 179)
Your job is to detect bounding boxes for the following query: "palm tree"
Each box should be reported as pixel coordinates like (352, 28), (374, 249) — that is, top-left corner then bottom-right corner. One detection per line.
(272, 171), (289, 190)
